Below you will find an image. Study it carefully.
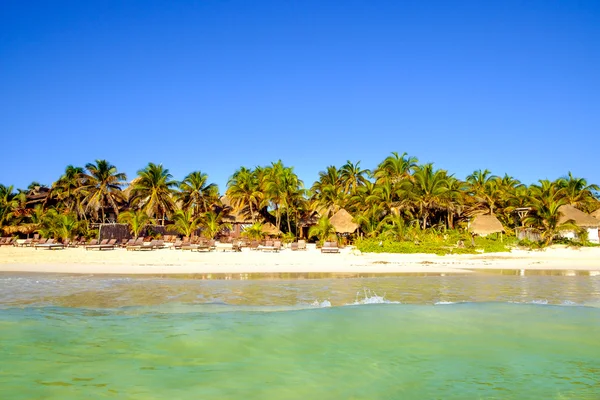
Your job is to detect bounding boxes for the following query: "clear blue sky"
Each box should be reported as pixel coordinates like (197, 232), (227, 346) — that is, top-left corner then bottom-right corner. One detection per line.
(1, 0), (599, 192)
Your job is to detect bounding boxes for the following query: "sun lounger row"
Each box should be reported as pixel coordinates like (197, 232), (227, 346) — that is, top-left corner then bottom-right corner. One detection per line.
(0, 237), (16, 246)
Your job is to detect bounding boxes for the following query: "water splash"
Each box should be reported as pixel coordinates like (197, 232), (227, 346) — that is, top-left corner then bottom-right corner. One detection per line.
(311, 300), (332, 308)
(350, 288), (400, 305)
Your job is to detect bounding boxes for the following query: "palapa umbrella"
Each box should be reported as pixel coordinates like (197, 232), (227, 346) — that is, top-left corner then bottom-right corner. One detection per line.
(468, 214), (505, 236)
(261, 222), (282, 236)
(558, 205), (600, 227)
(329, 209), (358, 234)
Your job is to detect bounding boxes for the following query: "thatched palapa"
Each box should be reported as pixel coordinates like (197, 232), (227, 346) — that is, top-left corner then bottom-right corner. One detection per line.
(558, 205), (600, 227)
(591, 208), (600, 221)
(261, 222), (282, 236)
(469, 214), (505, 235)
(330, 209), (358, 234)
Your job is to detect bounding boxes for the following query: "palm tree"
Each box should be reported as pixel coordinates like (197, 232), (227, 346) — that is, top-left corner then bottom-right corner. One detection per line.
(0, 185), (18, 231)
(242, 222), (264, 240)
(355, 204), (386, 238)
(51, 165), (85, 217)
(79, 160), (127, 222)
(200, 210), (232, 239)
(308, 215), (336, 243)
(556, 172), (599, 212)
(339, 160), (370, 196)
(524, 182), (575, 246)
(373, 152), (418, 185)
(118, 210), (153, 238)
(130, 163), (178, 225)
(311, 165), (345, 213)
(227, 167), (261, 222)
(466, 169), (501, 215)
(171, 209), (201, 239)
(410, 164), (451, 229)
(177, 171), (219, 218)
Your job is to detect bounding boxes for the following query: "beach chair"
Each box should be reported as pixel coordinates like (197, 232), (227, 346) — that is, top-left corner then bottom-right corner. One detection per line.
(86, 239), (117, 251)
(321, 241), (340, 253)
(35, 238), (65, 250)
(126, 237), (145, 251)
(298, 240), (307, 250)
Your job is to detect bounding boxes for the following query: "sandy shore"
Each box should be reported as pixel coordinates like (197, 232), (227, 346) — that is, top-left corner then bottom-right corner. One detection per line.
(1, 244), (599, 275)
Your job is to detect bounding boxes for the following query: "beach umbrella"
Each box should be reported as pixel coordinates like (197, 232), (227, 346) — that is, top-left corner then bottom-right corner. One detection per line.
(329, 209), (358, 234)
(468, 214), (505, 236)
(558, 205), (600, 228)
(261, 222), (282, 236)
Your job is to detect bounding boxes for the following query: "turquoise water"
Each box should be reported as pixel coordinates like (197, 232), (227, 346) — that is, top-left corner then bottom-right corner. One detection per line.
(1, 273), (599, 399)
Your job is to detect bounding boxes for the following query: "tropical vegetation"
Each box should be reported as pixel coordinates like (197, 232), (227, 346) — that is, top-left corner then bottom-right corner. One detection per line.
(1, 154), (598, 251)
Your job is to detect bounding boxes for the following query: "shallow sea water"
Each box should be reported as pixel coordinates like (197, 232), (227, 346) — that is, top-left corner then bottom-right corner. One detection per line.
(1, 271), (599, 399)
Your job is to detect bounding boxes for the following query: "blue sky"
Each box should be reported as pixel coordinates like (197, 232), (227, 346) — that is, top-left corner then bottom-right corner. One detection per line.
(1, 0), (599, 192)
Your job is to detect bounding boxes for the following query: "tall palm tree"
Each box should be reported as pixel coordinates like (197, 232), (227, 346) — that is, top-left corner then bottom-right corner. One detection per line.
(130, 163), (178, 225)
(51, 165), (85, 218)
(339, 160), (370, 196)
(466, 169), (502, 215)
(410, 164), (451, 229)
(311, 165), (345, 214)
(226, 167), (261, 222)
(373, 152), (419, 185)
(0, 184), (18, 230)
(78, 160), (127, 223)
(177, 171), (219, 218)
(556, 172), (599, 212)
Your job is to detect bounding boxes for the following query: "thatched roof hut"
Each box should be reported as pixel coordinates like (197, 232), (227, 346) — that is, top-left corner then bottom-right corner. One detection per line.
(558, 205), (600, 227)
(261, 222), (282, 236)
(591, 208), (600, 221)
(469, 214), (505, 235)
(330, 209), (358, 234)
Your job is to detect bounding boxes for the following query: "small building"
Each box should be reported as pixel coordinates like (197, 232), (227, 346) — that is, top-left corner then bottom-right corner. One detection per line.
(468, 214), (505, 237)
(329, 208), (358, 234)
(558, 205), (600, 244)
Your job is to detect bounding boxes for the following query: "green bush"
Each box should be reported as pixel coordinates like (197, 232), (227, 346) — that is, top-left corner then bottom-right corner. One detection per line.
(355, 233), (512, 255)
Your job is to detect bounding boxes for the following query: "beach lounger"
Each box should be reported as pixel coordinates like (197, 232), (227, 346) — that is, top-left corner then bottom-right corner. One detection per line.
(86, 238), (117, 251)
(126, 238), (145, 251)
(0, 237), (14, 246)
(35, 238), (65, 250)
(321, 241), (340, 253)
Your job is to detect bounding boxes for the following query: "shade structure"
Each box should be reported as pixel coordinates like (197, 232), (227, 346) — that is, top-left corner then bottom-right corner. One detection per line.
(469, 214), (505, 235)
(2, 224), (37, 235)
(261, 222), (282, 236)
(330, 209), (358, 234)
(588, 208), (600, 222)
(558, 205), (600, 227)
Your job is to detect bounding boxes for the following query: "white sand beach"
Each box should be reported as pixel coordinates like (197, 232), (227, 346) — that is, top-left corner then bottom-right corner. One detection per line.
(1, 245), (599, 275)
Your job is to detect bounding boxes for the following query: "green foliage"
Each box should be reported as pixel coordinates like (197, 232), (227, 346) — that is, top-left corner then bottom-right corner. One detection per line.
(356, 231), (512, 255)
(118, 210), (153, 238)
(308, 216), (337, 244)
(38, 209), (85, 241)
(242, 222), (264, 240)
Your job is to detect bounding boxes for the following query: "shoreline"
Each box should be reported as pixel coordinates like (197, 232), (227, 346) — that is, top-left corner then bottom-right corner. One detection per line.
(1, 246), (599, 275)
